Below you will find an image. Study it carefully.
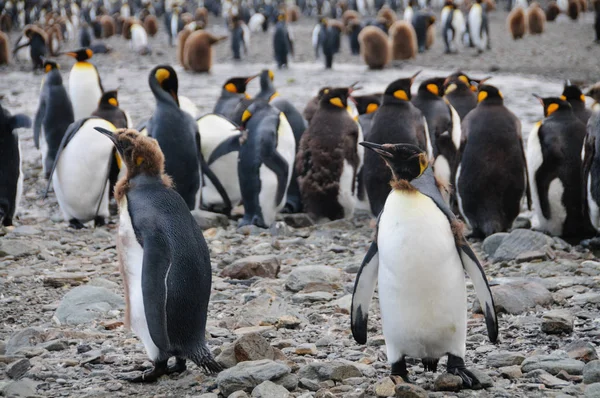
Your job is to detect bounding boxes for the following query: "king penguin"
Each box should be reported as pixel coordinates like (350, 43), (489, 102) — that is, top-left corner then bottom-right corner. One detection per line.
(0, 103), (31, 227)
(527, 94), (592, 238)
(561, 81), (592, 125)
(34, 59), (75, 179)
(362, 72), (432, 216)
(213, 75), (257, 120)
(443, 71), (486, 120)
(93, 127), (222, 382)
(583, 83), (600, 231)
(351, 142), (498, 387)
(273, 13), (294, 69)
(467, 0), (490, 52)
(65, 48), (104, 121)
(92, 90), (131, 129)
(456, 85), (530, 238)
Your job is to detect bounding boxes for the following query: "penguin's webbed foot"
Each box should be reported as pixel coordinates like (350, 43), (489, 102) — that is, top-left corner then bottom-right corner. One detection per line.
(68, 219), (86, 229)
(94, 216), (106, 228)
(120, 360), (168, 383)
(447, 354), (480, 389)
(391, 357), (410, 383)
(167, 358), (187, 374)
(422, 358), (439, 372)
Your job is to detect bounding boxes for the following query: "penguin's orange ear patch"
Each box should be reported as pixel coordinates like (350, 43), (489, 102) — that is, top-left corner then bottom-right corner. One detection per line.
(242, 110), (252, 122)
(86, 49), (93, 58)
(45, 64), (52, 73)
(426, 84), (439, 96)
(108, 98), (118, 106)
(498, 90), (504, 99)
(224, 83), (237, 93)
(366, 103), (379, 113)
(136, 156), (144, 166)
(458, 75), (469, 84)
(268, 70), (275, 80)
(394, 90), (409, 101)
(560, 95), (567, 101)
(547, 103), (559, 116)
(477, 91), (488, 102)
(330, 97), (344, 108)
(581, 94), (586, 102)
(155, 68), (170, 84)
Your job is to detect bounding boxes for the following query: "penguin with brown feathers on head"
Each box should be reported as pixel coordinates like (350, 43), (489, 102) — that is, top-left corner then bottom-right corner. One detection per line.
(0, 31), (9, 65)
(100, 15), (116, 38)
(182, 30), (227, 73)
(508, 6), (526, 39)
(358, 25), (390, 70)
(455, 85), (530, 238)
(143, 15), (158, 36)
(92, 128), (222, 382)
(527, 94), (593, 239)
(389, 21), (417, 60)
(363, 73), (433, 216)
(303, 87), (330, 124)
(297, 87), (362, 221)
(13, 24), (47, 69)
(562, 81), (592, 124)
(568, 0), (579, 19)
(213, 75), (258, 119)
(527, 2), (546, 34)
(443, 71), (488, 120)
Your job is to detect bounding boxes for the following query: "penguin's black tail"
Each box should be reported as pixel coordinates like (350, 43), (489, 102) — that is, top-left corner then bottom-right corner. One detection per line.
(191, 345), (223, 374)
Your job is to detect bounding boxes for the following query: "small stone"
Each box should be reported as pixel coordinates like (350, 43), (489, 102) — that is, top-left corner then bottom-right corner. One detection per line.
(572, 292), (600, 305)
(251, 380), (290, 398)
(542, 309), (574, 334)
(299, 362), (362, 382)
(106, 381), (123, 391)
(234, 326), (277, 336)
(191, 209), (229, 230)
(276, 315), (301, 329)
(221, 255), (280, 279)
(43, 272), (90, 287)
(516, 250), (549, 263)
(282, 213), (314, 228)
(566, 341), (599, 363)
(216, 359), (292, 396)
(295, 343), (317, 356)
(292, 292), (334, 303)
(500, 365), (522, 379)
(584, 361), (600, 384)
(5, 328), (45, 355)
(0, 240), (39, 258)
(394, 383), (428, 398)
(228, 392), (250, 398)
(521, 351), (585, 375)
(234, 333), (275, 363)
(487, 351), (526, 368)
(469, 369), (493, 388)
(473, 280), (553, 315)
(482, 233), (509, 257)
(374, 377), (396, 397)
(285, 266), (342, 292)
(299, 378), (320, 391)
(41, 340), (68, 352)
(433, 373), (463, 392)
(526, 369), (571, 388)
(6, 358), (31, 379)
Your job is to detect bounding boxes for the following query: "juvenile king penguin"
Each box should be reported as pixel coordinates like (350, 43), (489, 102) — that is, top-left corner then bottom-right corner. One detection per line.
(0, 103), (31, 227)
(34, 60), (75, 178)
(273, 13), (294, 69)
(213, 75), (257, 119)
(66, 48), (104, 121)
(527, 2), (546, 34)
(182, 30), (227, 73)
(303, 87), (330, 124)
(93, 128), (221, 382)
(358, 25), (390, 70)
(562, 81), (592, 124)
(351, 142), (498, 386)
(13, 25), (48, 69)
(0, 31), (10, 65)
(456, 85), (530, 238)
(527, 95), (591, 238)
(297, 88), (362, 221)
(238, 101), (296, 227)
(388, 21), (417, 60)
(583, 83), (600, 230)
(363, 73), (432, 216)
(508, 6), (526, 40)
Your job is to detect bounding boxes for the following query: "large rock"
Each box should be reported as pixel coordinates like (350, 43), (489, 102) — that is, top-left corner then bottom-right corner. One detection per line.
(584, 361), (600, 384)
(473, 279), (553, 315)
(541, 309), (574, 334)
(1, 379), (38, 397)
(433, 373), (462, 392)
(191, 209), (229, 230)
(487, 351), (526, 368)
(298, 361), (362, 382)
(482, 233), (509, 257)
(566, 340), (599, 363)
(0, 240), (39, 258)
(55, 285), (124, 325)
(5, 328), (45, 355)
(251, 380), (291, 398)
(233, 294), (305, 329)
(521, 350), (585, 375)
(526, 369), (570, 388)
(224, 332), (275, 368)
(221, 255), (280, 279)
(492, 229), (553, 262)
(216, 360), (294, 396)
(586, 383), (600, 397)
(394, 383), (428, 398)
(285, 266), (342, 292)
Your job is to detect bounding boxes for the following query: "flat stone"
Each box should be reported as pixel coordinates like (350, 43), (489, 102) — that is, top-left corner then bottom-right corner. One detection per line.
(251, 380), (290, 398)
(282, 213), (314, 228)
(571, 292), (600, 305)
(5, 328), (45, 355)
(12, 226), (41, 235)
(542, 309), (574, 334)
(295, 343), (317, 356)
(285, 266), (342, 292)
(221, 255), (280, 280)
(55, 285), (125, 325)
(292, 292), (334, 303)
(234, 294), (305, 329)
(521, 351), (585, 375)
(276, 315), (301, 329)
(526, 369), (571, 388)
(374, 377), (396, 397)
(191, 209), (229, 230)
(6, 358), (31, 379)
(40, 340), (68, 352)
(473, 280), (553, 315)
(234, 326), (277, 336)
(566, 340), (599, 363)
(216, 359), (292, 396)
(228, 392), (250, 398)
(43, 272), (90, 288)
(493, 229), (553, 262)
(487, 351), (526, 368)
(1, 378), (38, 397)
(470, 368), (493, 388)
(584, 361), (600, 384)
(500, 365), (522, 379)
(0, 240), (39, 258)
(394, 383), (428, 398)
(586, 383), (600, 397)
(433, 373), (463, 392)
(298, 361), (362, 382)
(482, 233), (509, 257)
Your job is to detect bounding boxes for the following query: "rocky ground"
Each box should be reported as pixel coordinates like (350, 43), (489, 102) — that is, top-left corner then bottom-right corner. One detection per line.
(1, 7), (600, 398)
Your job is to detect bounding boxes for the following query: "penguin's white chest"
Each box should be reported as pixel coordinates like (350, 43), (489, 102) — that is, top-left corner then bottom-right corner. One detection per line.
(68, 63), (103, 121)
(378, 190), (467, 362)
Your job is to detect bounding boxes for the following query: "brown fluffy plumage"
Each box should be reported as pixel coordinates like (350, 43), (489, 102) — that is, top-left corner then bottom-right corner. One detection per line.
(568, 0), (580, 19)
(508, 7), (526, 39)
(122, 17), (137, 39)
(426, 23), (435, 48)
(182, 30), (227, 72)
(177, 28), (193, 66)
(527, 3), (546, 33)
(546, 1), (560, 20)
(143, 15), (158, 36)
(182, 12), (193, 25)
(389, 21), (417, 60)
(286, 5), (300, 22)
(579, 0), (588, 12)
(195, 7), (209, 25)
(100, 15), (116, 38)
(0, 14), (11, 32)
(377, 7), (397, 27)
(342, 9), (360, 25)
(46, 25), (61, 56)
(0, 31), (9, 65)
(328, 19), (345, 33)
(358, 26), (390, 69)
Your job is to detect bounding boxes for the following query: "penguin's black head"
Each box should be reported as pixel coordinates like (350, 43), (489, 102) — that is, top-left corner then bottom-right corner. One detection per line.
(64, 48), (93, 61)
(585, 83), (600, 103)
(360, 142), (428, 182)
(561, 82), (586, 104)
(0, 103), (31, 135)
(43, 59), (59, 73)
(477, 85), (504, 105)
(444, 71), (489, 93)
(383, 71), (420, 103)
(418, 77), (446, 97)
(353, 94), (382, 115)
(150, 65), (179, 105)
(223, 75), (258, 95)
(533, 94), (572, 117)
(98, 90), (119, 108)
(319, 87), (350, 109)
(277, 12), (285, 22)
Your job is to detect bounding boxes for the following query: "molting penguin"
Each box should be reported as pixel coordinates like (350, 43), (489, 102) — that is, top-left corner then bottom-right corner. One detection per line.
(13, 24), (47, 69)
(363, 73), (432, 216)
(562, 81), (592, 124)
(65, 48), (104, 121)
(456, 85), (530, 238)
(0, 103), (31, 227)
(467, 0), (490, 52)
(297, 87), (362, 221)
(238, 100), (296, 227)
(34, 60), (75, 178)
(527, 94), (591, 238)
(388, 20), (417, 60)
(351, 142), (498, 386)
(358, 25), (389, 69)
(182, 30), (227, 72)
(303, 87), (330, 124)
(0, 31), (9, 65)
(93, 128), (222, 382)
(273, 13), (294, 68)
(583, 83), (600, 230)
(508, 6), (526, 39)
(546, 1), (561, 20)
(213, 75), (257, 119)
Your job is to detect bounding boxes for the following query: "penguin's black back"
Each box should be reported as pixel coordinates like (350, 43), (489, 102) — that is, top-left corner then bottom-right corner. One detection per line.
(568, 99), (592, 125)
(0, 121), (19, 226)
(412, 92), (452, 158)
(29, 33), (47, 69)
(231, 24), (244, 59)
(446, 86), (477, 120)
(214, 91), (245, 119)
(273, 21), (290, 67)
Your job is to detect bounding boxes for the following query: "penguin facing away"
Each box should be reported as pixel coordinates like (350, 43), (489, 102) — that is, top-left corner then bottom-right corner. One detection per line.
(388, 20), (417, 60)
(358, 25), (390, 70)
(34, 60), (75, 179)
(0, 31), (10, 65)
(238, 101), (296, 227)
(583, 83), (600, 231)
(527, 95), (591, 238)
(507, 6), (526, 39)
(412, 11), (436, 53)
(527, 3), (546, 34)
(93, 128), (222, 382)
(273, 13), (294, 69)
(182, 30), (227, 73)
(0, 103), (31, 227)
(351, 142), (498, 387)
(65, 48), (104, 121)
(562, 82), (592, 125)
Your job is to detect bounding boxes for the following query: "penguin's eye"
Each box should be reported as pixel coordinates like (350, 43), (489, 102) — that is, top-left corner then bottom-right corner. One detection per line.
(426, 84), (439, 96)
(224, 83), (237, 93)
(477, 91), (488, 102)
(329, 97), (344, 108)
(547, 103), (559, 116)
(393, 90), (408, 101)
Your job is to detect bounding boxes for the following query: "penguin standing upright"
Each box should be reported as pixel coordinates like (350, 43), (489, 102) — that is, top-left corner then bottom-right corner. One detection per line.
(508, 6), (526, 39)
(443, 72), (483, 120)
(363, 73), (432, 216)
(527, 2), (546, 34)
(213, 75), (257, 119)
(34, 60), (75, 178)
(441, 1), (466, 53)
(323, 20), (343, 68)
(230, 15), (247, 60)
(594, 0), (600, 42)
(297, 87), (362, 221)
(182, 30), (227, 73)
(348, 19), (362, 55)
(583, 83), (600, 230)
(562, 82), (592, 124)
(456, 85), (530, 238)
(358, 25), (389, 69)
(92, 90), (131, 129)
(0, 103), (31, 227)
(13, 24), (47, 69)
(388, 21), (417, 60)
(351, 142), (498, 387)
(527, 95), (591, 238)
(273, 13), (293, 68)
(312, 17), (327, 59)
(467, 0), (490, 52)
(412, 11), (435, 53)
(65, 48), (104, 121)
(93, 128), (221, 382)
(238, 101), (296, 227)
(0, 31), (10, 65)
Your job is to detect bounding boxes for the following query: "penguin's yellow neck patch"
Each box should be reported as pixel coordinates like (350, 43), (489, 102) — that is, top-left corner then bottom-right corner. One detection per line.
(269, 91), (280, 102)
(546, 103), (559, 116)
(366, 103), (378, 114)
(115, 152), (123, 169)
(426, 84), (439, 96)
(393, 90), (409, 101)
(330, 97), (344, 108)
(477, 91), (488, 102)
(74, 61), (93, 70)
(245, 93), (251, 99)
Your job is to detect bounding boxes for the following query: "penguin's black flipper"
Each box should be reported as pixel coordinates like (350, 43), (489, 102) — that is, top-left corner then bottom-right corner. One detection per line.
(12, 38), (30, 55)
(44, 117), (94, 197)
(33, 96), (46, 149)
(262, 149), (289, 207)
(200, 153), (232, 213)
(207, 134), (242, 165)
(519, 137), (532, 210)
(351, 240), (379, 345)
(582, 134), (595, 214)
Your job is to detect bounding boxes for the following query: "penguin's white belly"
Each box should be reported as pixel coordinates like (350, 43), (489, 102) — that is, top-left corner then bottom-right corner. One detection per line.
(52, 120), (113, 222)
(338, 160), (356, 218)
(203, 152), (241, 206)
(69, 64), (103, 121)
(433, 154), (451, 193)
(378, 190), (467, 362)
(588, 175), (600, 231)
(118, 197), (161, 360)
(131, 24), (149, 51)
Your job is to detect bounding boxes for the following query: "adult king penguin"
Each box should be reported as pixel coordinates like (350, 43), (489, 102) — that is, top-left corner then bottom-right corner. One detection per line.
(561, 81), (592, 125)
(363, 72), (432, 216)
(213, 75), (257, 120)
(351, 142), (498, 387)
(443, 72), (487, 120)
(93, 128), (221, 382)
(34, 59), (75, 178)
(583, 83), (600, 231)
(273, 13), (294, 69)
(527, 95), (591, 238)
(456, 85), (530, 238)
(65, 48), (104, 121)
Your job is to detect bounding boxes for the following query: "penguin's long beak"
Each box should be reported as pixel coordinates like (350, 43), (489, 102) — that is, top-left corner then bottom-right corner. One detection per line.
(532, 93), (544, 105)
(94, 127), (123, 155)
(245, 74), (259, 83)
(63, 51), (77, 58)
(360, 142), (393, 158)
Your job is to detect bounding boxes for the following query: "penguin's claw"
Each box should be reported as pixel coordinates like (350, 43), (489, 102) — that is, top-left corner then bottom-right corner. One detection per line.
(449, 368), (480, 388)
(166, 358), (187, 374)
